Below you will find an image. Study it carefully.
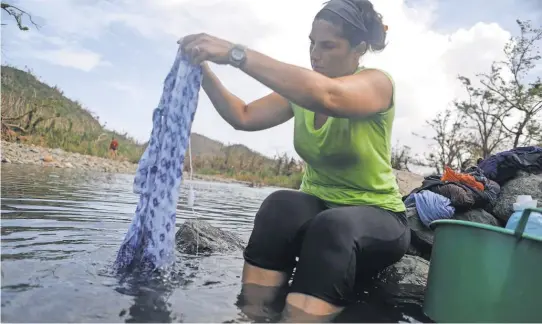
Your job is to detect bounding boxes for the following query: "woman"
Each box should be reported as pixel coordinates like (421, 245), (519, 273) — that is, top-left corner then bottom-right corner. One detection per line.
(180, 0), (409, 321)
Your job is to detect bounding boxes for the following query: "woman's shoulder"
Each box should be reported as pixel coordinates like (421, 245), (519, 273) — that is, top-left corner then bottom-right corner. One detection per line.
(355, 66), (396, 116)
(356, 66), (394, 84)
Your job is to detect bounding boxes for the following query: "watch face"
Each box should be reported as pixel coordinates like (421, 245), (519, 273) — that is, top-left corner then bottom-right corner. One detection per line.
(231, 48), (244, 61)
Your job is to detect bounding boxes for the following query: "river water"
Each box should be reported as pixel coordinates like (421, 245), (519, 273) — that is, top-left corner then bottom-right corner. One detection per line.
(1, 164), (429, 323)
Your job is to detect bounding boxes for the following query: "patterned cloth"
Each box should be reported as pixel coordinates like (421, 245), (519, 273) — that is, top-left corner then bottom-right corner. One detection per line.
(113, 46), (203, 274)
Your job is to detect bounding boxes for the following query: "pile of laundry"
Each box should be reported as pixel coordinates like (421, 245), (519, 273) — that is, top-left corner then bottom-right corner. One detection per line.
(405, 146), (542, 260)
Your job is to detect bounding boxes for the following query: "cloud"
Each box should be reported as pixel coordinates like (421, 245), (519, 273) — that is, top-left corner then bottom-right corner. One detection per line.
(232, 0), (512, 155)
(2, 0), (520, 162)
(33, 48), (109, 72)
(3, 30), (110, 72)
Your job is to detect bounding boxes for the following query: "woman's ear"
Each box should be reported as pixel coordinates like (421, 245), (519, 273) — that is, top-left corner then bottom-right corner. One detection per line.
(353, 41), (367, 57)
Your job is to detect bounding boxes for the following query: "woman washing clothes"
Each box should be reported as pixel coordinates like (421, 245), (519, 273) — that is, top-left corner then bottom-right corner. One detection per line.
(179, 0), (409, 322)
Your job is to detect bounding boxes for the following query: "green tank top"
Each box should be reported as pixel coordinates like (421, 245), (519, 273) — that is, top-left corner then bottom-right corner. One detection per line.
(291, 67), (405, 213)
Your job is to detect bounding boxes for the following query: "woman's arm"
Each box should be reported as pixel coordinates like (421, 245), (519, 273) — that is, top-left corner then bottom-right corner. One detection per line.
(240, 49), (393, 118)
(202, 63), (293, 131)
(179, 33), (392, 119)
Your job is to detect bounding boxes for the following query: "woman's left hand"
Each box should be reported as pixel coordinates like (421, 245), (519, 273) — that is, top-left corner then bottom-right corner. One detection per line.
(178, 33), (233, 66)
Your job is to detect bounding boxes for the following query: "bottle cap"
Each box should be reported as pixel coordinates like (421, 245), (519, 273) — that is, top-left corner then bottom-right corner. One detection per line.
(513, 195), (537, 211)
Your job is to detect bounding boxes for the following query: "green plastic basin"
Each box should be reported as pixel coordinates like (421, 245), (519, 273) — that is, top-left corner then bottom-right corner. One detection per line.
(423, 207), (542, 323)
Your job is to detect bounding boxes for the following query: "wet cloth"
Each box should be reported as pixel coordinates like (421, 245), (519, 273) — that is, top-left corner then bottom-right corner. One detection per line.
(114, 46), (203, 274)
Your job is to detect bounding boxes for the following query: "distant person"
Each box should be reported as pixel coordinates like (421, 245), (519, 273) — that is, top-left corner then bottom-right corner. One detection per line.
(109, 137), (119, 158)
(179, 0), (407, 322)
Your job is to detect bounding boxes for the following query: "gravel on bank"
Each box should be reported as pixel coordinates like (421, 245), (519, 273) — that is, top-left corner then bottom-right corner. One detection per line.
(0, 141), (250, 185)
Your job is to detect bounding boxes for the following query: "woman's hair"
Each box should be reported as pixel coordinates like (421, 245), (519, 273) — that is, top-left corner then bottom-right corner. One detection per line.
(315, 0), (387, 52)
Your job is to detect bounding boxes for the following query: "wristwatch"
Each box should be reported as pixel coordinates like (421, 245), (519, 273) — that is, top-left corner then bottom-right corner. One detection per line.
(228, 44), (247, 68)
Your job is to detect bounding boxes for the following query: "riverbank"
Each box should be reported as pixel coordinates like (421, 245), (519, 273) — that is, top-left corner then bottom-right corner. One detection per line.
(1, 140), (426, 192)
(0, 141), (252, 186)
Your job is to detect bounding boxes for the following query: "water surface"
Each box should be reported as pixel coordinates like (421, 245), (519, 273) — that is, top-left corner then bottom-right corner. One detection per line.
(1, 164), (428, 323)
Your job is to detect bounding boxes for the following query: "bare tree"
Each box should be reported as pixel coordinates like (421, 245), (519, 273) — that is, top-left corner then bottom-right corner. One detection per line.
(417, 19), (542, 174)
(477, 19), (542, 148)
(414, 108), (468, 174)
(453, 76), (508, 158)
(1, 2), (38, 31)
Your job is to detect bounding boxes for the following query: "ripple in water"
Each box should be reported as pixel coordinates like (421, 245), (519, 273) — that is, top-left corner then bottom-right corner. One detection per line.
(1, 164), (429, 323)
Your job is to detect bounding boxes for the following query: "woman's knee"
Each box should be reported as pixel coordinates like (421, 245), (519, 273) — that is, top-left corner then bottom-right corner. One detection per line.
(306, 208), (357, 241)
(290, 207), (409, 306)
(254, 189), (300, 222)
(244, 190), (325, 272)
(307, 206), (410, 274)
(289, 210), (359, 307)
(253, 190), (324, 231)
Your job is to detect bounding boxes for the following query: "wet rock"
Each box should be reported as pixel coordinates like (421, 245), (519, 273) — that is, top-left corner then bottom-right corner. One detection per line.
(406, 244), (423, 258)
(455, 208), (500, 226)
(406, 207), (433, 260)
(491, 172), (542, 223)
(175, 219), (245, 255)
(372, 255), (429, 306)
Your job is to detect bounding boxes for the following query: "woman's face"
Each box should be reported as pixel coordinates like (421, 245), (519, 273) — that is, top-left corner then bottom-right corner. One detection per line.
(309, 19), (360, 78)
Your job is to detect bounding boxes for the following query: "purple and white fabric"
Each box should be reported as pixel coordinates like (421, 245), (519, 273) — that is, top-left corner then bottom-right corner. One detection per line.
(113, 46), (203, 274)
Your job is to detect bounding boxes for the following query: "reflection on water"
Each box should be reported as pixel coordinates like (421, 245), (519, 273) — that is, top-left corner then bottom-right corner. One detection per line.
(1, 164), (428, 323)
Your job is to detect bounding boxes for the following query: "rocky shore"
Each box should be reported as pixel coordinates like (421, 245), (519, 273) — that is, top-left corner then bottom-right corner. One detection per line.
(1, 140), (138, 174)
(1, 140), (428, 190)
(0, 141), (250, 185)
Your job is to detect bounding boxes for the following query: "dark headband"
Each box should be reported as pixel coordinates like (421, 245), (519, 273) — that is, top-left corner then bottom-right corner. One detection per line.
(319, 0), (368, 33)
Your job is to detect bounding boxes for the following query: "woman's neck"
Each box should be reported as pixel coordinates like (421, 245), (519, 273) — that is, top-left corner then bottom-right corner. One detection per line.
(332, 65), (360, 78)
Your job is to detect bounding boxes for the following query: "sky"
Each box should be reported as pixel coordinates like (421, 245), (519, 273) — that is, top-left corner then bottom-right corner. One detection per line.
(1, 0), (541, 162)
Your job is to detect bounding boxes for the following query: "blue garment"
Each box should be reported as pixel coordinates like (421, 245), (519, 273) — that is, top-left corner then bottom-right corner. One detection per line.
(405, 190), (455, 228)
(113, 46), (203, 274)
(478, 146), (542, 185)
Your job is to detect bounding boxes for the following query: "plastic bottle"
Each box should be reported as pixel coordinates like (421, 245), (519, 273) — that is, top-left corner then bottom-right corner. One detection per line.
(505, 195), (542, 238)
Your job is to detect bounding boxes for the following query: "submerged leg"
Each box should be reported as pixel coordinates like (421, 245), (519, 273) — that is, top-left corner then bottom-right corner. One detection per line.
(237, 263), (289, 321)
(239, 190), (327, 321)
(280, 293), (342, 323)
(282, 205), (410, 322)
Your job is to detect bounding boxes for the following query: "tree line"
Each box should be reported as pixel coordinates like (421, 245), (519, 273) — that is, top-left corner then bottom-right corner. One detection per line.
(393, 19), (542, 174)
(185, 147), (303, 186)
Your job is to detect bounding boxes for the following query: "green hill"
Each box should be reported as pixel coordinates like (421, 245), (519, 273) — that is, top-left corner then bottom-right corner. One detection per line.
(1, 65), (303, 187)
(1, 64), (146, 162)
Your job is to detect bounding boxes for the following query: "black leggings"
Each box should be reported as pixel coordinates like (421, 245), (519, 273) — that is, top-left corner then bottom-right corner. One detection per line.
(243, 189), (410, 307)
